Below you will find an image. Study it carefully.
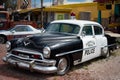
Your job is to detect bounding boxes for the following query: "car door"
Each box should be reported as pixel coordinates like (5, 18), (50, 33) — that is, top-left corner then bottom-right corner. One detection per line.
(81, 25), (97, 62)
(93, 25), (108, 57)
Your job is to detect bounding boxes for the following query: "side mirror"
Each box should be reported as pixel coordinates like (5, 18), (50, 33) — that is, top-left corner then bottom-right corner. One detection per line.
(81, 31), (86, 37)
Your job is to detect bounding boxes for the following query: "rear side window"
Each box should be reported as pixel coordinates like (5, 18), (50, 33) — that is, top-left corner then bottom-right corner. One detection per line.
(24, 26), (33, 31)
(94, 26), (103, 35)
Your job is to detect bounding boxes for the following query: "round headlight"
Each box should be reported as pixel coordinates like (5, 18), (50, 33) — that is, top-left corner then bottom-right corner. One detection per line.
(6, 41), (11, 51)
(43, 47), (51, 58)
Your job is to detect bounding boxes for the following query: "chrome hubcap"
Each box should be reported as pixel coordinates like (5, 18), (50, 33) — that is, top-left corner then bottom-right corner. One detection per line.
(58, 58), (67, 73)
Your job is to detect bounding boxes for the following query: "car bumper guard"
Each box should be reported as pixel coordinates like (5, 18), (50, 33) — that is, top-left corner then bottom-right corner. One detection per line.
(2, 54), (57, 74)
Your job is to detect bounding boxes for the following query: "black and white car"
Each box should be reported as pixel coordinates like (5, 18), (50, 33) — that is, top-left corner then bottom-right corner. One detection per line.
(0, 25), (41, 44)
(3, 20), (117, 75)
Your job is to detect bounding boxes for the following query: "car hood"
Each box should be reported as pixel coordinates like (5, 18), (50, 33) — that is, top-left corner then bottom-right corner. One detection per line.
(21, 32), (80, 50)
(0, 30), (11, 35)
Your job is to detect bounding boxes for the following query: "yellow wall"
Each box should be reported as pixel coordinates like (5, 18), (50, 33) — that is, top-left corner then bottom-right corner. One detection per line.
(71, 4), (98, 20)
(51, 2), (112, 21)
(53, 2), (98, 20)
(102, 10), (111, 18)
(46, 2), (115, 27)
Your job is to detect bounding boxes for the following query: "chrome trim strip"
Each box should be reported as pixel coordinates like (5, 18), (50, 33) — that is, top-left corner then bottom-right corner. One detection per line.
(42, 36), (78, 41)
(106, 43), (117, 47)
(56, 44), (117, 57)
(56, 46), (96, 57)
(102, 43), (117, 48)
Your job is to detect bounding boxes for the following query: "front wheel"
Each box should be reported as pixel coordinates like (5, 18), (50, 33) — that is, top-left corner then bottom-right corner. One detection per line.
(56, 56), (70, 75)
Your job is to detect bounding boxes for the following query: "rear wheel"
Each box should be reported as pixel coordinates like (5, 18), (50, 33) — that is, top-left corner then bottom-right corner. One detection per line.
(104, 50), (110, 58)
(0, 36), (6, 44)
(101, 47), (110, 58)
(57, 56), (70, 75)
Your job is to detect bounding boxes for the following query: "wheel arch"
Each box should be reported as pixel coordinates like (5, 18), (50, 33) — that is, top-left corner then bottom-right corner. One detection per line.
(55, 54), (73, 75)
(56, 54), (73, 66)
(0, 34), (8, 43)
(67, 54), (74, 66)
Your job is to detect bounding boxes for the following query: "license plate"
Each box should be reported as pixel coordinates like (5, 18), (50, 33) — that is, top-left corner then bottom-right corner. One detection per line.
(18, 54), (29, 58)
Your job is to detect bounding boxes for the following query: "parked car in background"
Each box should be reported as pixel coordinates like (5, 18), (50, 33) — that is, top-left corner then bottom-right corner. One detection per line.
(3, 20), (117, 75)
(0, 25), (41, 44)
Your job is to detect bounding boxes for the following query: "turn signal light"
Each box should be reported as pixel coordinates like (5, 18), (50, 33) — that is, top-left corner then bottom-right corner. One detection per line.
(32, 55), (41, 59)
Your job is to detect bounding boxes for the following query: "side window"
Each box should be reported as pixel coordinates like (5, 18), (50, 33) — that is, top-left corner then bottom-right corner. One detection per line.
(94, 26), (103, 35)
(82, 26), (93, 36)
(14, 26), (23, 32)
(24, 26), (33, 31)
(14, 26), (28, 32)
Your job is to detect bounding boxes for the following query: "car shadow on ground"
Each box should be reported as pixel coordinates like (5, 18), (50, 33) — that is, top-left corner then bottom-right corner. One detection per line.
(0, 56), (108, 80)
(0, 63), (56, 80)
(70, 57), (105, 71)
(70, 48), (119, 72)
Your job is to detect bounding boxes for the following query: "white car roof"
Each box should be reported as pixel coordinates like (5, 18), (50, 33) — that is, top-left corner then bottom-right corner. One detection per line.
(14, 25), (39, 31)
(15, 25), (32, 27)
(15, 25), (35, 29)
(51, 20), (102, 27)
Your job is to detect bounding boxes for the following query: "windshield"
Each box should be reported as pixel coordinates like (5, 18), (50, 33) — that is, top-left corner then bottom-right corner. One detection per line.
(46, 23), (80, 34)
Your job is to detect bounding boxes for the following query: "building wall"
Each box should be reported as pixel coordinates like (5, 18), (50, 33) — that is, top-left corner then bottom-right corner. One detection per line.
(71, 3), (98, 21)
(48, 2), (113, 27)
(19, 2), (116, 28)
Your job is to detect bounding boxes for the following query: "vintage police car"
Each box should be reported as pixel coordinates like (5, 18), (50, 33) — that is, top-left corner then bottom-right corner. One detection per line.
(0, 25), (41, 44)
(3, 20), (117, 75)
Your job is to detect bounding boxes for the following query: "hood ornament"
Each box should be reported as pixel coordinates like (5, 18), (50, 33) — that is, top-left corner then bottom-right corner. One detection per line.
(24, 40), (30, 46)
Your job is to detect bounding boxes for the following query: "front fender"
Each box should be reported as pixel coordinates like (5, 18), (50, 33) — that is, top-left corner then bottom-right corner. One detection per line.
(50, 39), (83, 59)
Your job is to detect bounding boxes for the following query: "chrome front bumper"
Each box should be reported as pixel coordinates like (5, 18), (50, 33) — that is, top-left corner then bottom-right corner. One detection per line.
(3, 53), (57, 73)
